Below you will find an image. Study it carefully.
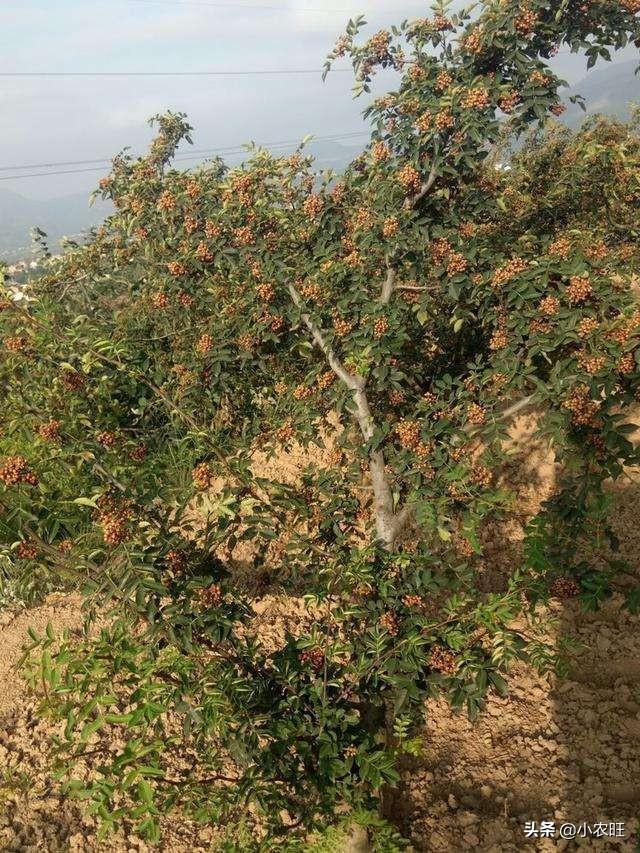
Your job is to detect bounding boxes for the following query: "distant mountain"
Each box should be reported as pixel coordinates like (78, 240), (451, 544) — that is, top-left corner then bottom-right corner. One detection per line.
(562, 59), (639, 126)
(0, 189), (114, 262)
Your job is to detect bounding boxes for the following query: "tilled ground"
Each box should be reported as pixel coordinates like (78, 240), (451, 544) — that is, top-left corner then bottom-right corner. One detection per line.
(1, 415), (640, 851)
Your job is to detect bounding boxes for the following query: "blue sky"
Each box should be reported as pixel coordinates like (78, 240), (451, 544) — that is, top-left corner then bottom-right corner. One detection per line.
(1, 0), (636, 200)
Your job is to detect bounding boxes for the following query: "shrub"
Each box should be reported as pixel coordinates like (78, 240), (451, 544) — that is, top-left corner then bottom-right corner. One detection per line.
(2, 0), (640, 845)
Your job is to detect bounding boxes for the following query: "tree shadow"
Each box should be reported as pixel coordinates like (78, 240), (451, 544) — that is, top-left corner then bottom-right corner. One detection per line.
(389, 424), (640, 851)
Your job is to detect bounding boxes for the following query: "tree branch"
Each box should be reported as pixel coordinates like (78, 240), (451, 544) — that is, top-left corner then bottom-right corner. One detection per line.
(404, 157), (439, 211)
(287, 280), (401, 546)
(286, 282), (364, 392)
(378, 265), (397, 306)
(462, 394), (536, 437)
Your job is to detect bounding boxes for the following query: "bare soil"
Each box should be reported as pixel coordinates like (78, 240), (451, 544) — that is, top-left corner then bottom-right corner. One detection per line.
(1, 414), (640, 851)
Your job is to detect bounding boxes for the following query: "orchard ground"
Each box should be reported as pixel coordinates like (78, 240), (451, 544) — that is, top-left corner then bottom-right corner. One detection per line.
(1, 412), (640, 852)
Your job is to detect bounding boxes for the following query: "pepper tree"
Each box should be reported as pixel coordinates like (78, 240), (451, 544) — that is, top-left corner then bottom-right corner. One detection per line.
(2, 0), (640, 845)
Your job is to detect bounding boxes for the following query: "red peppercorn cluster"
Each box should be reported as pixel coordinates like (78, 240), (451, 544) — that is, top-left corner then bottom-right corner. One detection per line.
(428, 644), (457, 674)
(489, 320), (508, 350)
(562, 384), (601, 426)
(379, 611), (400, 636)
(466, 403), (487, 425)
(16, 541), (38, 560)
(237, 333), (256, 352)
(529, 69), (549, 86)
(430, 238), (452, 265)
(183, 215), (199, 234)
(618, 352), (636, 375)
(397, 163), (421, 194)
(157, 190), (176, 212)
(178, 292), (195, 309)
(266, 314), (285, 333)
(373, 316), (389, 339)
(566, 275), (592, 305)
(402, 594), (424, 609)
(539, 295), (560, 316)
(499, 91), (520, 113)
(233, 226), (254, 247)
(130, 442), (148, 462)
(515, 8), (538, 34)
(276, 421), (295, 444)
(435, 109), (455, 132)
(333, 315), (354, 337)
(299, 647), (325, 669)
(389, 389), (406, 406)
(367, 29), (392, 59)
(461, 88), (490, 110)
(196, 334), (213, 355)
(333, 35), (352, 57)
(447, 251), (468, 276)
(455, 537), (475, 558)
(407, 63), (426, 82)
(60, 370), (86, 392)
(0, 456), (38, 486)
(549, 577), (580, 598)
(436, 70), (453, 91)
(204, 220), (221, 240)
(471, 464), (492, 488)
(371, 141), (390, 163)
(166, 549), (188, 572)
(577, 317), (599, 338)
(492, 257), (528, 287)
(350, 208), (375, 235)
(548, 235), (571, 258)
(293, 384), (313, 401)
(150, 291), (170, 310)
(432, 13), (452, 29)
(317, 371), (335, 391)
(415, 112), (431, 134)
(382, 216), (399, 238)
(302, 194), (324, 220)
(578, 352), (606, 375)
(96, 431), (117, 449)
(462, 27), (484, 54)
(256, 282), (276, 302)
(37, 420), (61, 442)
(58, 539), (73, 553)
(167, 261), (188, 277)
(195, 242), (214, 263)
(95, 495), (133, 546)
(550, 103), (566, 117)
(192, 461), (213, 490)
(185, 180), (201, 199)
(199, 584), (222, 607)
(396, 419), (421, 450)
(4, 336), (28, 353)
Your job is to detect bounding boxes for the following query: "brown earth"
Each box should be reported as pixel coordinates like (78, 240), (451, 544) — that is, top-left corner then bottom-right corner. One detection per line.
(1, 414), (640, 851)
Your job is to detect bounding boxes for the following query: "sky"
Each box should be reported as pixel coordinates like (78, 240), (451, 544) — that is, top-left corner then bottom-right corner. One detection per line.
(0, 0), (636, 201)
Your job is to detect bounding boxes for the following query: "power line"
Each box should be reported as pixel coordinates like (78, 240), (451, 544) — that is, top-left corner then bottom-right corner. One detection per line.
(0, 131), (368, 174)
(0, 131), (369, 182)
(127, 0), (353, 11)
(0, 69), (349, 78)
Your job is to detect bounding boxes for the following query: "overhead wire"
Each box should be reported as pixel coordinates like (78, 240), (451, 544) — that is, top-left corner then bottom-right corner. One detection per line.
(0, 131), (370, 181)
(0, 69), (352, 77)
(0, 131), (367, 174)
